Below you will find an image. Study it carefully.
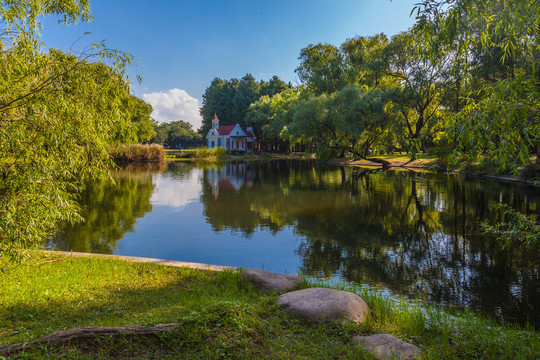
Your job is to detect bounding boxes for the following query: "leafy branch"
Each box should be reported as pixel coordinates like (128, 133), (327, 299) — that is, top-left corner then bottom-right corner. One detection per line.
(481, 203), (540, 251)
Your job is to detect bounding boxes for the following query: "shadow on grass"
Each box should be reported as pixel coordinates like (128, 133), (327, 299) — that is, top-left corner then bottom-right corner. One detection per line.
(0, 264), (365, 359)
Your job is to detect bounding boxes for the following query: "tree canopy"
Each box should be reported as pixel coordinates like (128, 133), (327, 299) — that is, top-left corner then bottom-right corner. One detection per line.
(413, 0), (540, 171)
(152, 120), (202, 148)
(0, 0), (152, 258)
(199, 74), (291, 135)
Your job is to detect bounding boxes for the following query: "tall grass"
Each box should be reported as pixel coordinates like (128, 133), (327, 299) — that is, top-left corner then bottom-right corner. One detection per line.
(193, 147), (229, 159)
(109, 144), (165, 163)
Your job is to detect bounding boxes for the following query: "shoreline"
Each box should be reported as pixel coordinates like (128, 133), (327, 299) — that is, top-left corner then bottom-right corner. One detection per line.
(45, 250), (237, 272)
(167, 153), (540, 187)
(3, 250), (537, 359)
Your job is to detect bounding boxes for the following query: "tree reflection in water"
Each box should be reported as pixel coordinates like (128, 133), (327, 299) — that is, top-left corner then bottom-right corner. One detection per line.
(50, 163), (166, 254)
(200, 161), (539, 327)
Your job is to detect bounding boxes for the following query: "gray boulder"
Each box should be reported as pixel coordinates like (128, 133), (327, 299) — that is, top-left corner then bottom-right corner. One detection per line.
(354, 334), (421, 360)
(241, 268), (303, 292)
(277, 287), (371, 324)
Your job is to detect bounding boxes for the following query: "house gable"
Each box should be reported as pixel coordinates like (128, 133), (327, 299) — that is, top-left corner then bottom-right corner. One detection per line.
(228, 124), (246, 137)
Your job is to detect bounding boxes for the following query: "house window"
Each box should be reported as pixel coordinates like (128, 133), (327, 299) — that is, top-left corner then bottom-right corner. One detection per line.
(218, 138), (221, 147)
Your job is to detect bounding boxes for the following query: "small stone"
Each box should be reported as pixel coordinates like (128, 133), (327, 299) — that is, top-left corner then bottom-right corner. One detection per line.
(241, 268), (303, 292)
(353, 334), (421, 360)
(277, 287), (371, 324)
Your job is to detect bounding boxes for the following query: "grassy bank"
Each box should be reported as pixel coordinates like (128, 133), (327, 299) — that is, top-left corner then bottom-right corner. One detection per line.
(1, 253), (537, 359)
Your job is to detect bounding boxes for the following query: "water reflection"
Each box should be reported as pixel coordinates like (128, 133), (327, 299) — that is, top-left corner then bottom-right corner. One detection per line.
(151, 163), (201, 210)
(50, 163), (165, 253)
(52, 160), (539, 327)
(199, 161), (539, 327)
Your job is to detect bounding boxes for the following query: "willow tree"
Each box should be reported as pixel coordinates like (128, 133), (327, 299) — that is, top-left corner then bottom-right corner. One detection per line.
(288, 86), (394, 159)
(413, 0), (540, 172)
(0, 1), (137, 258)
(245, 88), (300, 151)
(385, 32), (450, 156)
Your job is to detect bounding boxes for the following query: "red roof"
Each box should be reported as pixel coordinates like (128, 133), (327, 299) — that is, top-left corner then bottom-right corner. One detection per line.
(216, 125), (236, 135)
(214, 124), (255, 137)
(212, 113), (219, 120)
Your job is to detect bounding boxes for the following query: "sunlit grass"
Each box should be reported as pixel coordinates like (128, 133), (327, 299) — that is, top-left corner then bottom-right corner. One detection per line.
(1, 252), (538, 359)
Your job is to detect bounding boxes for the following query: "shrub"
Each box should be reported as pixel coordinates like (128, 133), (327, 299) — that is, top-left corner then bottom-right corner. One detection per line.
(109, 144), (166, 163)
(519, 163), (540, 181)
(193, 147), (230, 159)
(175, 151), (195, 159)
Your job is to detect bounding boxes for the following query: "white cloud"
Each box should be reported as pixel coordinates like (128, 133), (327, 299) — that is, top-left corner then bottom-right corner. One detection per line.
(143, 88), (202, 130)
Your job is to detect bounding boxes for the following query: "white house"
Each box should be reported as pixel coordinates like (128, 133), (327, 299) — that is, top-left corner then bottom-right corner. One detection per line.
(206, 113), (256, 152)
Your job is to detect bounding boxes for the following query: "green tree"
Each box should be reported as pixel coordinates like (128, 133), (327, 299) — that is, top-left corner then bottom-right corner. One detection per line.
(151, 120), (201, 148)
(295, 43), (345, 95)
(288, 86), (394, 159)
(259, 75), (291, 97)
(199, 74), (292, 136)
(245, 89), (299, 151)
(168, 121), (202, 148)
(125, 96), (155, 143)
(385, 32), (450, 156)
(413, 0), (540, 172)
(0, 0), (137, 258)
(340, 33), (390, 87)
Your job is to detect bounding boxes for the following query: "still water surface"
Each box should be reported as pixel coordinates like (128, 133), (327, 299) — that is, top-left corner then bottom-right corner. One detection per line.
(51, 160), (539, 327)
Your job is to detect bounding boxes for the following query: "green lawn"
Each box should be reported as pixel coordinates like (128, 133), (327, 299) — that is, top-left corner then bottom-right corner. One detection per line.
(0, 252), (537, 359)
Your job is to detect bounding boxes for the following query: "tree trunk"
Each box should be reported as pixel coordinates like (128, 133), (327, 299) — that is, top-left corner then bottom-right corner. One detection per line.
(0, 324), (181, 356)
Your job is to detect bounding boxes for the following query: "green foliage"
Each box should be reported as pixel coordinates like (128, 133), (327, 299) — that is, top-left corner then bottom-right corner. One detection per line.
(50, 168), (157, 253)
(295, 43), (345, 95)
(0, 0), (92, 51)
(481, 204), (540, 250)
(412, 0), (540, 73)
(0, 0), (148, 257)
(175, 150), (196, 159)
(292, 31), (450, 156)
(151, 120), (202, 149)
(451, 75), (540, 173)
(199, 74), (292, 136)
(385, 32), (450, 155)
(193, 147), (229, 159)
(124, 96), (155, 143)
(288, 86), (395, 159)
(245, 88), (300, 150)
(109, 144), (166, 163)
(413, 0), (540, 171)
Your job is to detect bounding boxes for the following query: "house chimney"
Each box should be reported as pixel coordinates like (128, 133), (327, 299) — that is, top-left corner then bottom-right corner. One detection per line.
(212, 113), (219, 129)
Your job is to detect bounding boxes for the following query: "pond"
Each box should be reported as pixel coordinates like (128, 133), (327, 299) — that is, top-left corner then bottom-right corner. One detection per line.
(50, 160), (540, 328)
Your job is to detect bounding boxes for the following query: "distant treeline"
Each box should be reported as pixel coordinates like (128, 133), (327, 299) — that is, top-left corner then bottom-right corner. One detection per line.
(151, 120), (202, 149)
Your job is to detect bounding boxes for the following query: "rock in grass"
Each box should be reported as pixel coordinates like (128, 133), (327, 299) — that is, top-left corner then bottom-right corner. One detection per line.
(241, 268), (303, 292)
(277, 287), (371, 324)
(353, 334), (421, 360)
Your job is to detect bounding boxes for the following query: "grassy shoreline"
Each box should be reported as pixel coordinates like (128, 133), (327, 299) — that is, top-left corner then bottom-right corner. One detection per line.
(1, 252), (537, 359)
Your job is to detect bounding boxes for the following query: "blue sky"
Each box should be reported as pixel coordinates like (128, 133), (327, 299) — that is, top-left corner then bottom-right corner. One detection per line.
(40, 0), (418, 129)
